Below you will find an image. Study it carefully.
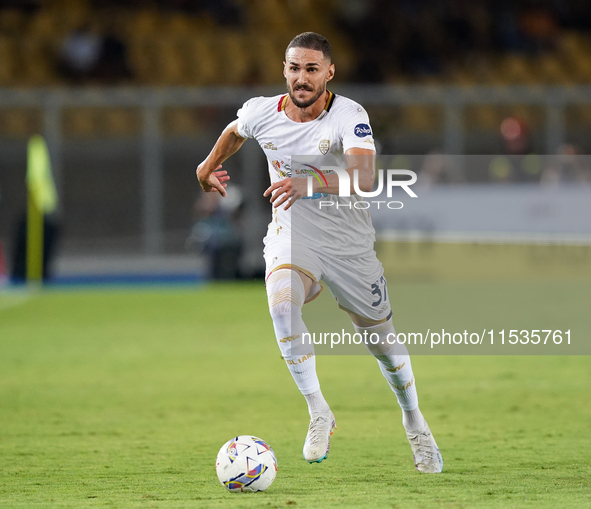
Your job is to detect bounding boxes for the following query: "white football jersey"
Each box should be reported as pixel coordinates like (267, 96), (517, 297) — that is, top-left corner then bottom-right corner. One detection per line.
(237, 91), (377, 258)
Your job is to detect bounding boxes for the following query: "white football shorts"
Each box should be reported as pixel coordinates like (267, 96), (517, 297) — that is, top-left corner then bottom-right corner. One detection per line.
(263, 235), (393, 323)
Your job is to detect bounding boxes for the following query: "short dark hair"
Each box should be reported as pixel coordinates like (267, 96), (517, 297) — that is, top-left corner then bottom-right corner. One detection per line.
(286, 32), (332, 62)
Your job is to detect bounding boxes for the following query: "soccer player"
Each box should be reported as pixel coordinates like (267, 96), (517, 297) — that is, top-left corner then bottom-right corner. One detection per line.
(196, 32), (443, 473)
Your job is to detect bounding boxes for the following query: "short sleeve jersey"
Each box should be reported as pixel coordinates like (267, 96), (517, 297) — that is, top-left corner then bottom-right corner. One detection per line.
(237, 91), (376, 258)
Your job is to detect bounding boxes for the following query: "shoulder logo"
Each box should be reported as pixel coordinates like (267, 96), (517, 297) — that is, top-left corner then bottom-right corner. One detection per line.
(263, 141), (277, 150)
(319, 139), (330, 155)
(354, 123), (372, 137)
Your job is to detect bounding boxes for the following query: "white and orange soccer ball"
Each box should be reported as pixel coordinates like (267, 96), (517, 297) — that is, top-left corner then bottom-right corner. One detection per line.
(215, 436), (278, 492)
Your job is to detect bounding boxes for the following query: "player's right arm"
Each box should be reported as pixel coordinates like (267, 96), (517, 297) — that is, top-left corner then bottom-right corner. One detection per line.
(196, 120), (247, 197)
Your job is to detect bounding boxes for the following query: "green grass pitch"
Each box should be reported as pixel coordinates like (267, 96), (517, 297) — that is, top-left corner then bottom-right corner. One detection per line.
(1, 281), (590, 508)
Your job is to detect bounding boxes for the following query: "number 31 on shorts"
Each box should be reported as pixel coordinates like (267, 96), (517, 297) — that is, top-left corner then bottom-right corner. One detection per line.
(371, 276), (388, 307)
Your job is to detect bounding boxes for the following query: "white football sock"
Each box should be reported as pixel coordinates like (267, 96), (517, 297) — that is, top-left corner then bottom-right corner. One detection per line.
(304, 388), (330, 419)
(353, 320), (421, 419)
(402, 407), (425, 431)
(267, 269), (321, 396)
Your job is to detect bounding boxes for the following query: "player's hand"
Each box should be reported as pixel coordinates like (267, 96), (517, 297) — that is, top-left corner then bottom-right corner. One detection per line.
(196, 164), (229, 196)
(264, 178), (306, 210)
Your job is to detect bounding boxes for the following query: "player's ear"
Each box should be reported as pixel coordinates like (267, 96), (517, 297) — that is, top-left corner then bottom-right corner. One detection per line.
(283, 61), (287, 78)
(326, 63), (335, 82)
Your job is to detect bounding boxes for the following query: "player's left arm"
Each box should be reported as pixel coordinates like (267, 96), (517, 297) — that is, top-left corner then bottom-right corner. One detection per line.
(264, 148), (375, 210)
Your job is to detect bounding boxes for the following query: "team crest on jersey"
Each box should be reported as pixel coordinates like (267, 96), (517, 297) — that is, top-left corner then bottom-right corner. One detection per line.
(319, 139), (330, 155)
(263, 141), (277, 150)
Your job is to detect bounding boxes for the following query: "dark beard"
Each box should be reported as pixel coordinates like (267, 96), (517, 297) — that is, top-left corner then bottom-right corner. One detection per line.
(287, 83), (326, 109)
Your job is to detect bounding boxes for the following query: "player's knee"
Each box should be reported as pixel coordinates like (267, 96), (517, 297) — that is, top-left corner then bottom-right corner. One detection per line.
(266, 269), (305, 320)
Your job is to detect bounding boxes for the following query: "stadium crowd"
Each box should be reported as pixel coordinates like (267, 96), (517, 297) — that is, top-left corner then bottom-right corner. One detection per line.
(1, 0), (591, 86)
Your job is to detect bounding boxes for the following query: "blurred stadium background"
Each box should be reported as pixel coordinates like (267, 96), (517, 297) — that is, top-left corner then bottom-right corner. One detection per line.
(1, 0), (591, 283)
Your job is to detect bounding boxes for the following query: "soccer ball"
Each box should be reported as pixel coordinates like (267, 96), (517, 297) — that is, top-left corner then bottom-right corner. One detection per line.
(215, 435), (278, 492)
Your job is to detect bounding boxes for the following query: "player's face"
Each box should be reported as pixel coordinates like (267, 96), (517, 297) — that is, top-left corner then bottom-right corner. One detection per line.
(284, 48), (334, 109)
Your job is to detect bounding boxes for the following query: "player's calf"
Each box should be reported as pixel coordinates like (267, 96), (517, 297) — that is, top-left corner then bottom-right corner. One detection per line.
(267, 269), (319, 393)
(354, 320), (419, 413)
(353, 319), (443, 473)
(267, 269), (335, 460)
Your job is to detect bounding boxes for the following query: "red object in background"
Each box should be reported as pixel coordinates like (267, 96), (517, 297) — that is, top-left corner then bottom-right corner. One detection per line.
(501, 116), (529, 142)
(501, 116), (531, 155)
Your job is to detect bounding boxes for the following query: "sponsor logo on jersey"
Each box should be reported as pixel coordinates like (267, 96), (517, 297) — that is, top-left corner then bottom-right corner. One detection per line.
(294, 163), (328, 187)
(301, 192), (328, 200)
(319, 139), (330, 155)
(354, 123), (372, 137)
(272, 159), (290, 178)
(263, 141), (277, 150)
